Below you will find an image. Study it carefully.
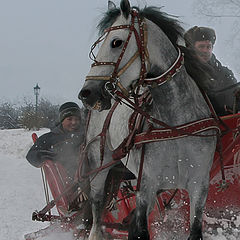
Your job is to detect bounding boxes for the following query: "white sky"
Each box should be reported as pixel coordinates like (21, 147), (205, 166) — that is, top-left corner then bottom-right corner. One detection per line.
(0, 0), (236, 105)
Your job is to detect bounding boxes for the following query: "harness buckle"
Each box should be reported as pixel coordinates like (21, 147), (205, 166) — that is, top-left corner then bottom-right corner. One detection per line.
(105, 81), (116, 93)
(104, 81), (120, 102)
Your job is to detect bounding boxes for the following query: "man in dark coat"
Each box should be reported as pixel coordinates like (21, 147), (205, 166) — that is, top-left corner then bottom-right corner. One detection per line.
(184, 26), (238, 115)
(26, 102), (84, 179)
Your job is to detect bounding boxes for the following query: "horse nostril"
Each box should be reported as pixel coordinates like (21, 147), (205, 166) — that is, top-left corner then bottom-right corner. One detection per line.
(79, 89), (91, 100)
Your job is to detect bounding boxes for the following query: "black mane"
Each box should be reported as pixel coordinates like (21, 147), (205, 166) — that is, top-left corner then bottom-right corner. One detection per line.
(97, 6), (215, 91)
(97, 6), (183, 47)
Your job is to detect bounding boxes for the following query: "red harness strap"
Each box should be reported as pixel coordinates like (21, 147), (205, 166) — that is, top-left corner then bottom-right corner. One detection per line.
(112, 114), (143, 161)
(115, 90), (221, 138)
(134, 118), (220, 146)
(76, 102), (120, 182)
(136, 145), (145, 191)
(112, 93), (151, 161)
(143, 48), (184, 87)
(76, 111), (92, 182)
(99, 101), (120, 163)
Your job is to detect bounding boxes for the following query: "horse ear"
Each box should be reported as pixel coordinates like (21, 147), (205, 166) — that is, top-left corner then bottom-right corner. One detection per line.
(108, 1), (116, 10)
(120, 0), (131, 19)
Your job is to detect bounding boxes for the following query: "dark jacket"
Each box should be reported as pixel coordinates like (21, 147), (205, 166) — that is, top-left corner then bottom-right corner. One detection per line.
(206, 54), (238, 116)
(208, 54), (237, 89)
(26, 124), (84, 178)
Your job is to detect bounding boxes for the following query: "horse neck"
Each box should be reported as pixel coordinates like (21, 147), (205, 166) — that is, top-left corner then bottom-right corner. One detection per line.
(146, 19), (178, 73)
(148, 68), (211, 126)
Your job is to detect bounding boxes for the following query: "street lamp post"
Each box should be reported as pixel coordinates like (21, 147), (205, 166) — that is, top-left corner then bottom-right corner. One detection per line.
(34, 84), (40, 114)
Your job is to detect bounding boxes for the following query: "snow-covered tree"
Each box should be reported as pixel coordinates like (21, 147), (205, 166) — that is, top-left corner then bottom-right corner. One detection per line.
(0, 102), (20, 129)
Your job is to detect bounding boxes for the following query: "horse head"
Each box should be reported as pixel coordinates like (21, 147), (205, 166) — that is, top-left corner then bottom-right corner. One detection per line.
(79, 0), (182, 111)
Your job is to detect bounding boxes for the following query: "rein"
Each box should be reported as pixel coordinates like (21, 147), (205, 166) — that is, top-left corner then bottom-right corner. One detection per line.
(77, 102), (122, 181)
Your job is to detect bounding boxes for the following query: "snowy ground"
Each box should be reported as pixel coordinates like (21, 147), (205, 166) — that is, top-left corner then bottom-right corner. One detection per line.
(0, 128), (50, 240)
(0, 128), (239, 240)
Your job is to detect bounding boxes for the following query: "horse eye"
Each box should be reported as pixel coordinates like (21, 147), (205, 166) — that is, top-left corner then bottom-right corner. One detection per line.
(111, 39), (123, 48)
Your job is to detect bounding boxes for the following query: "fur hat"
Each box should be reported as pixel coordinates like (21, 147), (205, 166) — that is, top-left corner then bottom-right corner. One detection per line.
(59, 102), (81, 122)
(184, 26), (216, 47)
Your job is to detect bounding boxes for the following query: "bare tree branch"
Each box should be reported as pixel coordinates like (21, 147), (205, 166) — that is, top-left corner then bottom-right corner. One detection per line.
(230, 0), (240, 8)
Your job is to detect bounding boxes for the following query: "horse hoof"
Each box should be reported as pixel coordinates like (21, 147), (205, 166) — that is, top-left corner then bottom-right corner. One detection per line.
(128, 230), (150, 240)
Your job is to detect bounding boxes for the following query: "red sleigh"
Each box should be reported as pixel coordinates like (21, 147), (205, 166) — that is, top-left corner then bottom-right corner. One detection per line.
(25, 113), (240, 240)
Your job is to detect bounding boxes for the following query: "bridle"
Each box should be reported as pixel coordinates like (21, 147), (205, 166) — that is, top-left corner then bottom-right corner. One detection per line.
(85, 10), (149, 97)
(85, 9), (185, 100)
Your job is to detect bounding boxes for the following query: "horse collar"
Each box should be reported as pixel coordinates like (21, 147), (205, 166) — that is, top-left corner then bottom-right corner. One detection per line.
(143, 48), (184, 87)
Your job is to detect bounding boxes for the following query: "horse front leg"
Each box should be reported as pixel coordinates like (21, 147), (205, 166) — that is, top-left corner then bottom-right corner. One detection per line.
(88, 170), (109, 240)
(128, 181), (154, 240)
(187, 180), (209, 240)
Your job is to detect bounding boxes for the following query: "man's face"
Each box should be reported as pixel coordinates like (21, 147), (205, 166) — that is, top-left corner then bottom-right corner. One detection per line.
(194, 40), (213, 63)
(62, 116), (81, 132)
